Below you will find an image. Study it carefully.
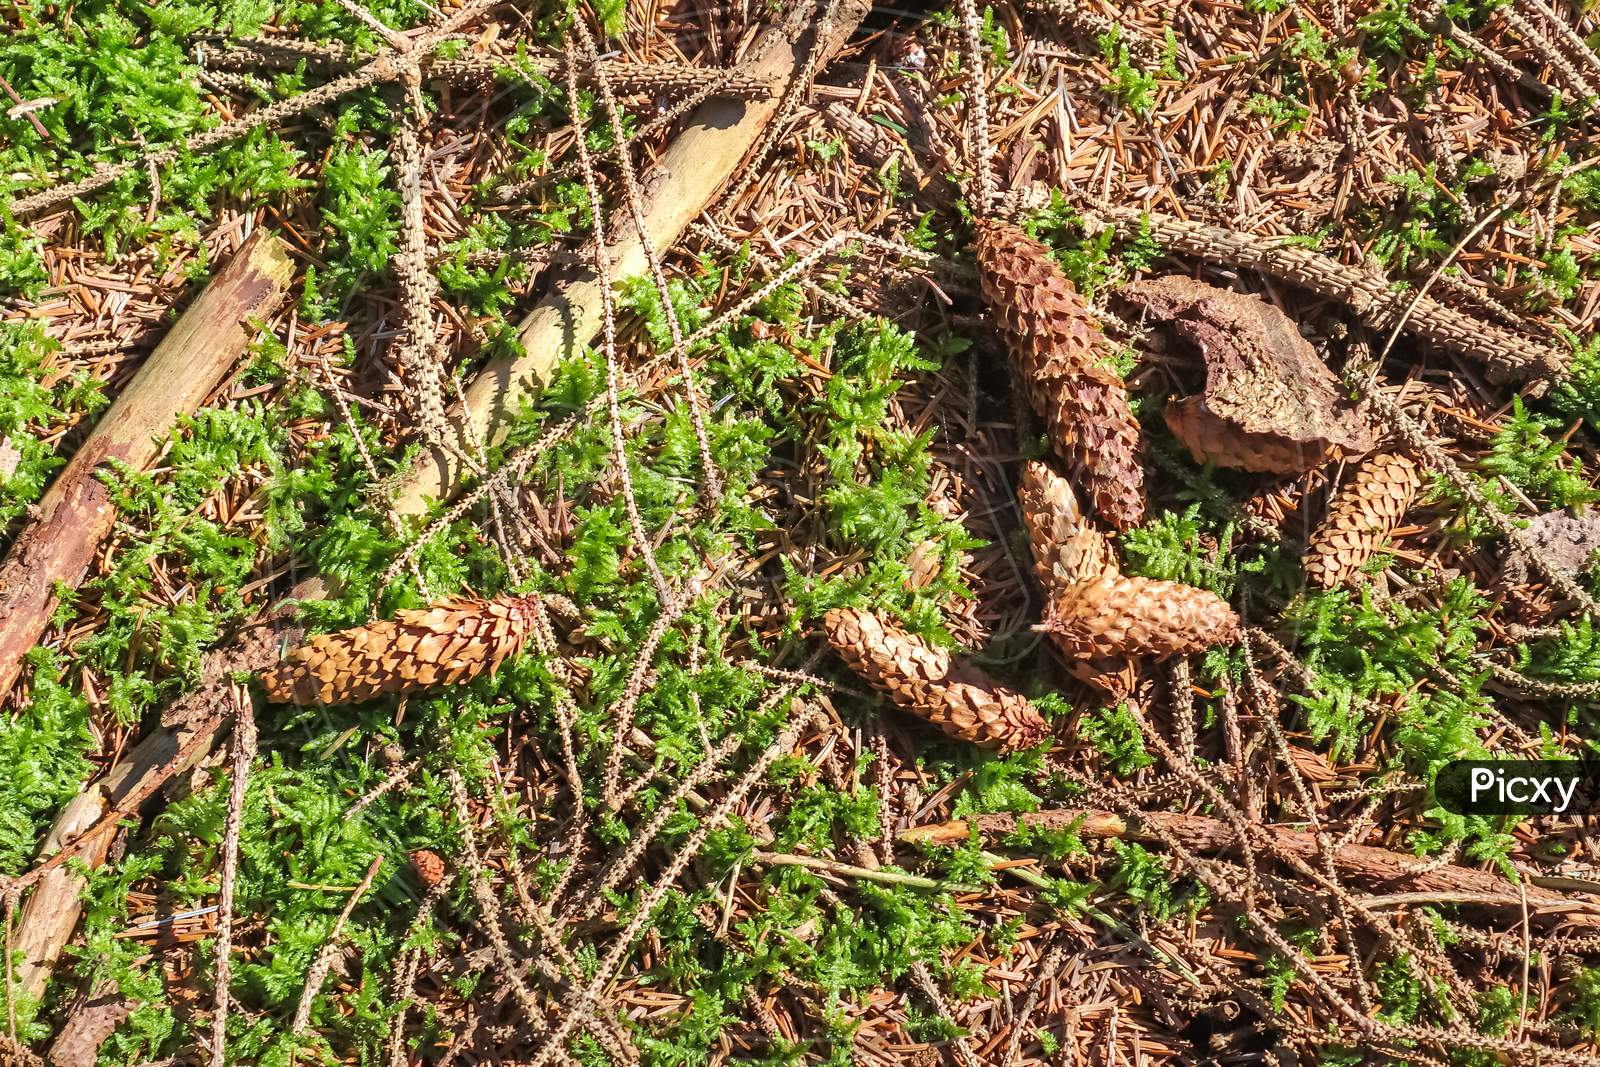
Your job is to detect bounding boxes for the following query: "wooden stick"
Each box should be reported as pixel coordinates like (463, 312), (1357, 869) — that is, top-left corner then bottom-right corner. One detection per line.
(392, 0), (872, 517)
(9, 616), (295, 1002)
(904, 810), (1600, 921)
(0, 231), (294, 700)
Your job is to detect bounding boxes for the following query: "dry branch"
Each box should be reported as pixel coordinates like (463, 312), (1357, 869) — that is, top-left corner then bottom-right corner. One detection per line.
(393, 0), (873, 516)
(1091, 205), (1568, 381)
(905, 810), (1600, 922)
(10, 617), (296, 1002)
(0, 231), (293, 701)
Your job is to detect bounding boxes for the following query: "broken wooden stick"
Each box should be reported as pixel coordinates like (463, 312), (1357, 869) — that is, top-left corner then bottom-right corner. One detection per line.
(394, 0), (873, 516)
(904, 809), (1600, 921)
(0, 231), (294, 702)
(9, 617), (296, 1003)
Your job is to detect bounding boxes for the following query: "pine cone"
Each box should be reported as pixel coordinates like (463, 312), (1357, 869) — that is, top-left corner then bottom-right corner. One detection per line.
(1043, 575), (1239, 660)
(973, 218), (1145, 530)
(409, 848), (447, 889)
(1019, 460), (1117, 589)
(822, 607), (1049, 752)
(259, 594), (540, 705)
(1017, 460), (1134, 697)
(1302, 452), (1421, 589)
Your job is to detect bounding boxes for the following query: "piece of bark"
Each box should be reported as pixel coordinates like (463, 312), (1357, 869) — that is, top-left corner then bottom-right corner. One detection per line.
(46, 994), (137, 1067)
(904, 809), (1600, 921)
(1123, 275), (1374, 473)
(392, 1), (872, 518)
(1503, 509), (1600, 582)
(0, 231), (294, 701)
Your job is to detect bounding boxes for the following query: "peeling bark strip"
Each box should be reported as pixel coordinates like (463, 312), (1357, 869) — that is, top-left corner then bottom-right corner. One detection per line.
(0, 230), (294, 702)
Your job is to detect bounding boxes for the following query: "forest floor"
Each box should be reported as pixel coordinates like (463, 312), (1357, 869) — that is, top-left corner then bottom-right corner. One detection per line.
(6, 0), (1600, 1064)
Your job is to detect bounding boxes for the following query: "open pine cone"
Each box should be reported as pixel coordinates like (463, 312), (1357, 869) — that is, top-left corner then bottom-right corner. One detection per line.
(974, 218), (1146, 530)
(1042, 574), (1240, 660)
(822, 607), (1049, 753)
(259, 593), (542, 705)
(1302, 452), (1421, 588)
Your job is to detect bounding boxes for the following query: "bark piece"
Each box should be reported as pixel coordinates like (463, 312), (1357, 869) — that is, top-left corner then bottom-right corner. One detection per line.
(1123, 275), (1374, 473)
(259, 594), (542, 705)
(47, 994), (137, 1067)
(1042, 574), (1239, 660)
(973, 218), (1145, 530)
(0, 231), (294, 701)
(1504, 509), (1600, 582)
(822, 608), (1048, 752)
(409, 848), (447, 889)
(1018, 460), (1136, 697)
(1302, 452), (1422, 588)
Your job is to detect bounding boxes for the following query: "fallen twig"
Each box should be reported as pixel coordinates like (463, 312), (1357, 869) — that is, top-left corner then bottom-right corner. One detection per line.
(904, 810), (1600, 922)
(0, 231), (294, 700)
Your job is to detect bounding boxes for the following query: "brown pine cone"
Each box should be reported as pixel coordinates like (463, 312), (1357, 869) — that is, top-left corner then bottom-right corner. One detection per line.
(973, 218), (1146, 530)
(1165, 401), (1353, 475)
(822, 607), (1049, 753)
(409, 848), (447, 889)
(259, 594), (541, 705)
(1017, 460), (1135, 698)
(1302, 452), (1422, 589)
(1043, 574), (1240, 660)
(1018, 460), (1116, 589)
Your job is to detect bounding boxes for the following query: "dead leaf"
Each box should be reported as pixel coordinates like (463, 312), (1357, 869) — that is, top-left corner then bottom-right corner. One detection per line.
(1125, 275), (1375, 473)
(47, 994), (136, 1067)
